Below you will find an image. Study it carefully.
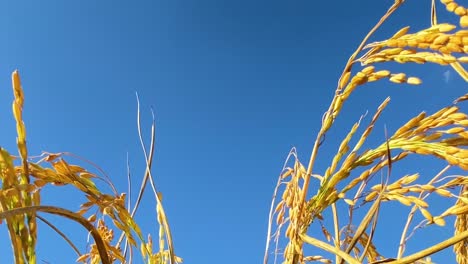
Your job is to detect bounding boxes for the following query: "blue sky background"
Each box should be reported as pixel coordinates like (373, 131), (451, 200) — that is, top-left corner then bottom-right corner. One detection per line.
(0, 0), (466, 263)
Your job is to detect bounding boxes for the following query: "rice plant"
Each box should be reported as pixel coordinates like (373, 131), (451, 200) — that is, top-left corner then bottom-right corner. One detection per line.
(1, 0), (468, 264)
(264, 1), (468, 263)
(0, 70), (180, 263)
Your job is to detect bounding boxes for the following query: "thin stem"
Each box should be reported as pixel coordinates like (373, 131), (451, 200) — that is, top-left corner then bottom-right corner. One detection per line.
(301, 0), (406, 206)
(337, 0), (405, 92)
(117, 93), (157, 248)
(331, 204), (341, 264)
(359, 205), (380, 263)
(129, 93), (157, 218)
(123, 153), (132, 261)
(389, 230), (468, 264)
(341, 195), (382, 264)
(300, 233), (360, 264)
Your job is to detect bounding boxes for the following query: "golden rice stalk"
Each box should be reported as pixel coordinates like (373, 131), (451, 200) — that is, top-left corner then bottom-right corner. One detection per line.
(279, 1), (468, 263)
(393, 112), (426, 137)
(341, 69), (375, 101)
(454, 185), (468, 264)
(0, 150), (26, 264)
(440, 0), (468, 26)
(359, 18), (468, 83)
(11, 70), (36, 263)
(11, 71), (28, 165)
(327, 120), (361, 177)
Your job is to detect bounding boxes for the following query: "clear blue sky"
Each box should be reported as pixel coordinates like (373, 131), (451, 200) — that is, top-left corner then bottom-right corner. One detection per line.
(0, 1), (466, 263)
